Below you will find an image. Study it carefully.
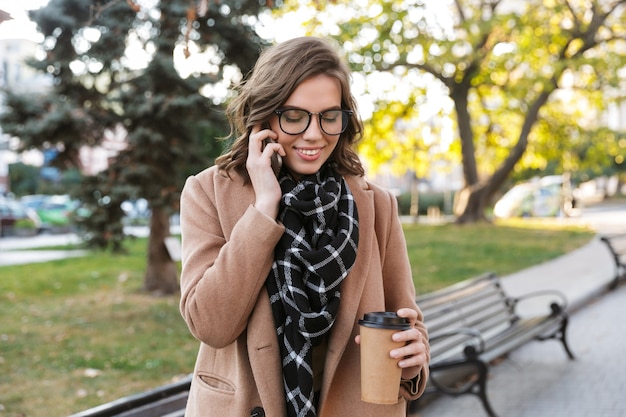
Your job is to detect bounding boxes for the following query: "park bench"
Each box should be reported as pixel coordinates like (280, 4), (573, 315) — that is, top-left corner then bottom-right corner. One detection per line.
(599, 233), (626, 290)
(410, 272), (575, 417)
(67, 374), (191, 417)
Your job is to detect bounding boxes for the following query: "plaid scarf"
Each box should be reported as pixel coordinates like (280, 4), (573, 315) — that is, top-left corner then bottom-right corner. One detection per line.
(266, 164), (359, 417)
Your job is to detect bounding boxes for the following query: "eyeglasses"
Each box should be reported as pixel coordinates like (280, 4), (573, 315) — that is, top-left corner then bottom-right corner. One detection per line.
(273, 108), (353, 136)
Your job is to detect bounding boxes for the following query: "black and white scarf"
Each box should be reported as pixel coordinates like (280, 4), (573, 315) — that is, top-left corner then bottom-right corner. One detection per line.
(266, 164), (359, 417)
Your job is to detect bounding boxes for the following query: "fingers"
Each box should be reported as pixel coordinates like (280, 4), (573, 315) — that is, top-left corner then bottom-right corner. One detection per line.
(248, 124), (279, 155)
(247, 125), (263, 155)
(391, 308), (428, 369)
(396, 307), (418, 327)
(391, 327), (426, 361)
(246, 124), (283, 217)
(354, 309), (427, 370)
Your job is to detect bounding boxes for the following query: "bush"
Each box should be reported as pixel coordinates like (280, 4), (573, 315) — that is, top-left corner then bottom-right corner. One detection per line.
(397, 191), (456, 216)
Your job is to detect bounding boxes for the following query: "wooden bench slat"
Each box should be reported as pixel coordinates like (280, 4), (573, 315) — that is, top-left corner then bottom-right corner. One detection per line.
(480, 316), (563, 360)
(423, 290), (511, 321)
(416, 272), (498, 306)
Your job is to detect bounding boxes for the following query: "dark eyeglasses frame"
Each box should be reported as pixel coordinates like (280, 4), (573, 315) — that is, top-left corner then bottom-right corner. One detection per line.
(273, 109), (353, 136)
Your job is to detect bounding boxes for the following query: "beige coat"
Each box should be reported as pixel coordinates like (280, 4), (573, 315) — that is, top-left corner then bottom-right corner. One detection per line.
(179, 166), (429, 417)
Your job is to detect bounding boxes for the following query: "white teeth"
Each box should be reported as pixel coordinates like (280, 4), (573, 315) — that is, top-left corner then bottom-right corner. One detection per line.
(299, 149), (320, 156)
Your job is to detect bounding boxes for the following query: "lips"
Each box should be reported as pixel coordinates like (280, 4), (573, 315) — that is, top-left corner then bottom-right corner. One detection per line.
(295, 147), (323, 160)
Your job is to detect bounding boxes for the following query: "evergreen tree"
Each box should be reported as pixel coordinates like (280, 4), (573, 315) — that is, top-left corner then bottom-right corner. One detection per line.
(0, 0), (271, 294)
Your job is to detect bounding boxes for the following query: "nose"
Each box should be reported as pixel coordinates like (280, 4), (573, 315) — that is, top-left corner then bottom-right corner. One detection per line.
(302, 114), (323, 140)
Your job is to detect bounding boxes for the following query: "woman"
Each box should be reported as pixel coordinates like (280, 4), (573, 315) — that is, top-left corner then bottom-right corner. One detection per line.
(179, 36), (429, 417)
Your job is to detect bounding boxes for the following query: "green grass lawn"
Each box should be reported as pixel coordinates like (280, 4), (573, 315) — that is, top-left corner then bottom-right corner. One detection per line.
(0, 239), (198, 417)
(407, 219), (595, 293)
(0, 220), (595, 417)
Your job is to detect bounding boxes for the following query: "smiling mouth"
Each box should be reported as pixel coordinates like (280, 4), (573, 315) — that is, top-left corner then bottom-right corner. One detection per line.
(297, 148), (321, 156)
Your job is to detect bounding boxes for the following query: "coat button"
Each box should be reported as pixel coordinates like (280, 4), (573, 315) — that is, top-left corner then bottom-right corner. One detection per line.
(251, 407), (265, 417)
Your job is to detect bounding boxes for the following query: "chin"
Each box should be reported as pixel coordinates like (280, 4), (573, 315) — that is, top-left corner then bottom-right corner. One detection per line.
(285, 160), (323, 174)
(300, 165), (324, 175)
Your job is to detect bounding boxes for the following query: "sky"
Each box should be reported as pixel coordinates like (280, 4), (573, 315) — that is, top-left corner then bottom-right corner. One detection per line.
(0, 0), (48, 42)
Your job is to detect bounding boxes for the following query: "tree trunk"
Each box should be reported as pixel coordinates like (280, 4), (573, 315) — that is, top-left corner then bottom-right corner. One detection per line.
(453, 85), (553, 222)
(409, 174), (419, 223)
(144, 206), (179, 295)
(452, 87), (479, 187)
(454, 184), (490, 223)
(450, 82), (489, 223)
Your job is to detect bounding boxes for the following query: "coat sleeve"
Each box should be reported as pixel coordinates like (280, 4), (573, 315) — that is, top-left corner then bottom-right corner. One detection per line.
(179, 172), (285, 348)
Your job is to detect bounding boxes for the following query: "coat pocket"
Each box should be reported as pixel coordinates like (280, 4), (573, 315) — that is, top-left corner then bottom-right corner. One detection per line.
(197, 372), (236, 394)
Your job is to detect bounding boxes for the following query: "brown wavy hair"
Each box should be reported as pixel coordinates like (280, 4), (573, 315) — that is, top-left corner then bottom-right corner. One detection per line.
(216, 36), (365, 182)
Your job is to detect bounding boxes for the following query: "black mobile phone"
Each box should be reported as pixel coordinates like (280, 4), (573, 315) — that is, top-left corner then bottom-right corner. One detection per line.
(262, 138), (283, 176)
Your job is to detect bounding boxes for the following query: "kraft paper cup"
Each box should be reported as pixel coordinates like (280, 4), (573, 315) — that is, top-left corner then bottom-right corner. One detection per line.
(358, 312), (411, 404)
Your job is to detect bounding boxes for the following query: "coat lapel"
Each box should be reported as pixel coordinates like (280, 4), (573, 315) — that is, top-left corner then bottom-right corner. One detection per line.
(322, 176), (374, 394)
(247, 289), (287, 416)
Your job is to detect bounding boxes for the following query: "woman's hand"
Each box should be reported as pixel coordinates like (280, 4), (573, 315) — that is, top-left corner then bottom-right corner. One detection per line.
(354, 307), (428, 381)
(246, 125), (285, 219)
(392, 308), (429, 380)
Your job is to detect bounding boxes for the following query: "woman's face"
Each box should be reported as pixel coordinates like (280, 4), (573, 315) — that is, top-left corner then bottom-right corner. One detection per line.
(268, 74), (343, 179)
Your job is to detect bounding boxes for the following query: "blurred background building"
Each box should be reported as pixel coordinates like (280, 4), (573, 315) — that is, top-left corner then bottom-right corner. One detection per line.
(0, 36), (52, 193)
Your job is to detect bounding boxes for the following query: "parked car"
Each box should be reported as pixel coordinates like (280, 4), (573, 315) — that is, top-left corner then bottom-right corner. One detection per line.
(20, 194), (50, 212)
(20, 194), (86, 233)
(0, 196), (41, 237)
(493, 175), (576, 219)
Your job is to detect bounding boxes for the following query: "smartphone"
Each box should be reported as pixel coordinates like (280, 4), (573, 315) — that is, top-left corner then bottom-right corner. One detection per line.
(262, 138), (283, 176)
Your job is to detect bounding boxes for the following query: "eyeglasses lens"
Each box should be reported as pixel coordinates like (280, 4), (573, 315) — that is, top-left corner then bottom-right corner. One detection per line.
(278, 109), (350, 135)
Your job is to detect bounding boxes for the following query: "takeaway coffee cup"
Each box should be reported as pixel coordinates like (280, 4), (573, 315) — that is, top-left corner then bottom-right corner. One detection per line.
(358, 311), (411, 404)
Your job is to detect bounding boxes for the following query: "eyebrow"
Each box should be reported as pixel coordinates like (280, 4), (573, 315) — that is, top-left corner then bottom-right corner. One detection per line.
(278, 105), (344, 112)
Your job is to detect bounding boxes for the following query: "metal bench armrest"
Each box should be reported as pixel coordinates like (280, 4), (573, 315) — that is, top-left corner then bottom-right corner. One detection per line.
(510, 289), (568, 313)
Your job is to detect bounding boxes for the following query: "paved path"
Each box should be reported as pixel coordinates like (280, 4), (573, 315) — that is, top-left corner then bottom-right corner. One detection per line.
(501, 237), (615, 312)
(0, 248), (89, 266)
(0, 225), (182, 266)
(0, 233), (85, 266)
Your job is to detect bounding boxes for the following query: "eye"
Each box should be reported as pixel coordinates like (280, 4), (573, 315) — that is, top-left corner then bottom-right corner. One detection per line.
(322, 110), (341, 123)
(282, 109), (306, 123)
